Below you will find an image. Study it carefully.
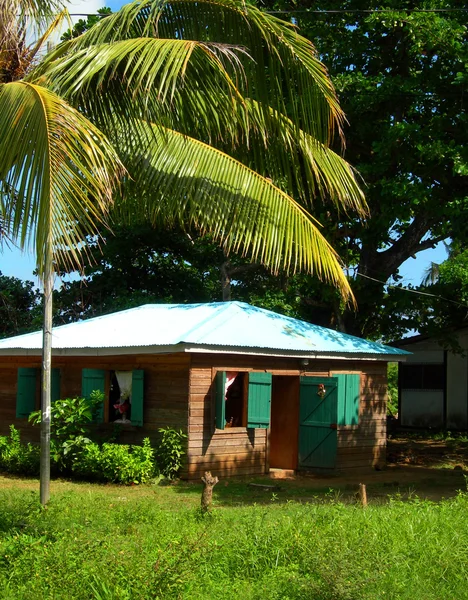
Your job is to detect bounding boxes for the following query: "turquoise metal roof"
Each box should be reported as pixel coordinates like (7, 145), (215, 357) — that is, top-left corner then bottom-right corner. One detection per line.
(0, 302), (409, 358)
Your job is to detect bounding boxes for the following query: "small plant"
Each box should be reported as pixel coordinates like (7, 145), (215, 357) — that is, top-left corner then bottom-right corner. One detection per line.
(387, 362), (398, 416)
(0, 425), (40, 475)
(156, 427), (187, 479)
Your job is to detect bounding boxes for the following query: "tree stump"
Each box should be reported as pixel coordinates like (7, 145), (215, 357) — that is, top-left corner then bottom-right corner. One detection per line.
(201, 471), (219, 512)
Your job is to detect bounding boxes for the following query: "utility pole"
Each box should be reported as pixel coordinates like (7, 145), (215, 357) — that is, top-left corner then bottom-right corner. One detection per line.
(40, 236), (53, 506)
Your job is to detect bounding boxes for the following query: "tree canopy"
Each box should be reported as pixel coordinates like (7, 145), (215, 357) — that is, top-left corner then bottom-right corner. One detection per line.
(251, 0), (468, 339)
(0, 272), (40, 338)
(49, 0), (468, 341)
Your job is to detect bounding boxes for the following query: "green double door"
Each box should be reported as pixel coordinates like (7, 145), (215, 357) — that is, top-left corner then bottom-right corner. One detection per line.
(298, 376), (338, 469)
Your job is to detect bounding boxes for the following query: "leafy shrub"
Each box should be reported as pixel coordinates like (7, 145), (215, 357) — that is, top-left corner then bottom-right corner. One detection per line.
(387, 362), (398, 416)
(156, 427), (187, 479)
(29, 391), (103, 441)
(74, 438), (157, 484)
(0, 425), (39, 475)
(29, 391), (104, 470)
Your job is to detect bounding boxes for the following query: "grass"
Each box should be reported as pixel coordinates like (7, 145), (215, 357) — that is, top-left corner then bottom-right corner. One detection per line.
(0, 476), (467, 599)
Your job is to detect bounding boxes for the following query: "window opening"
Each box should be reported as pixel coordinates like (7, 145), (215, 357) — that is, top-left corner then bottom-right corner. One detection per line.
(110, 370), (133, 423)
(225, 371), (246, 427)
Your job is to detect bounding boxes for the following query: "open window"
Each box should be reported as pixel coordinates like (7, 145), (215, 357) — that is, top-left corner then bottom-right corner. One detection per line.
(81, 369), (144, 426)
(215, 371), (272, 430)
(16, 367), (61, 419)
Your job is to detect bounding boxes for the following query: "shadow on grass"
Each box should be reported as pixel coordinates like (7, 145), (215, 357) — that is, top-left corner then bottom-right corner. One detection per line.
(168, 466), (468, 507)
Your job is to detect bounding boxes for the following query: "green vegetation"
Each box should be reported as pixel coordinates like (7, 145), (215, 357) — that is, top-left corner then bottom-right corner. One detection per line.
(0, 426), (158, 484)
(387, 363), (398, 417)
(0, 273), (40, 339)
(156, 427), (187, 479)
(0, 422), (186, 484)
(0, 427), (39, 476)
(0, 479), (467, 599)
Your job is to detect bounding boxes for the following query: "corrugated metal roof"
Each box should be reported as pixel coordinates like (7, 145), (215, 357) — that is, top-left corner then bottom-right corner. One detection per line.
(0, 302), (409, 358)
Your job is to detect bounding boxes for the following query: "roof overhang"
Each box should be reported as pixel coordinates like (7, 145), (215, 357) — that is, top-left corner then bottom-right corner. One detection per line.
(0, 343), (409, 361)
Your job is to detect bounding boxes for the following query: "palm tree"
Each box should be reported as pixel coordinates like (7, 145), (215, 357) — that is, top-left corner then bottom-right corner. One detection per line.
(1, 0), (365, 503)
(1, 0), (123, 504)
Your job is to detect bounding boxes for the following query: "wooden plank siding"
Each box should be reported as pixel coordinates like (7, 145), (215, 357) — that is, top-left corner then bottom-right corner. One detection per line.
(185, 354), (388, 479)
(0, 354), (190, 446)
(0, 351), (388, 478)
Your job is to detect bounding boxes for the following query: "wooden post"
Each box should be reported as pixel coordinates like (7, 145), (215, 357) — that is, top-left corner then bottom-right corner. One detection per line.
(201, 471), (219, 512)
(358, 483), (367, 507)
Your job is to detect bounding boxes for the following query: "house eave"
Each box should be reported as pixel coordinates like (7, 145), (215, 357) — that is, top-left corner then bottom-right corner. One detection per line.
(0, 343), (408, 361)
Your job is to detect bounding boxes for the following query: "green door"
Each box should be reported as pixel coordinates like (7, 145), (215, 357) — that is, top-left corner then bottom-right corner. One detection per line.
(299, 376), (338, 469)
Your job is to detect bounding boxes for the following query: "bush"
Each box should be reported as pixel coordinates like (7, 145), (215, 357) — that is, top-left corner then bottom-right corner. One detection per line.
(0, 424), (157, 484)
(29, 391), (104, 471)
(74, 438), (157, 484)
(387, 362), (398, 417)
(0, 425), (40, 475)
(156, 427), (187, 479)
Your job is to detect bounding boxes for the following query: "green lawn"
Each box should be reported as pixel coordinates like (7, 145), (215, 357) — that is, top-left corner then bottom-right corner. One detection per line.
(0, 476), (467, 599)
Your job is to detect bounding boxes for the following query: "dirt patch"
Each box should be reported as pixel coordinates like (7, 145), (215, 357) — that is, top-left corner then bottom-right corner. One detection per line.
(387, 434), (468, 470)
(258, 436), (468, 503)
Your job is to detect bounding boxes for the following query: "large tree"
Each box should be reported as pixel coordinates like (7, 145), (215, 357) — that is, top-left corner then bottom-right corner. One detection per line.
(256, 0), (468, 340)
(0, 0), (364, 502)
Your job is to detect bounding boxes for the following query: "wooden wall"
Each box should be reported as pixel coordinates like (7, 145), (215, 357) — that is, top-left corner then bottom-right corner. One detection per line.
(186, 354), (388, 479)
(0, 352), (387, 479)
(0, 354), (190, 445)
(333, 363), (387, 471)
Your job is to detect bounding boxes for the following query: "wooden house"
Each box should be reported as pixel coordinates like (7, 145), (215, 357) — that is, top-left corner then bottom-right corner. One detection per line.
(0, 302), (408, 478)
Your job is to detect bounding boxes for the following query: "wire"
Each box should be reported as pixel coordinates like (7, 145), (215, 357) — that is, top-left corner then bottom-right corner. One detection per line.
(268, 8), (468, 13)
(63, 8), (468, 16)
(356, 272), (468, 309)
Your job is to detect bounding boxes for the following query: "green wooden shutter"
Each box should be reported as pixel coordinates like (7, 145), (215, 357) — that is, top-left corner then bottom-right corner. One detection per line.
(16, 368), (37, 418)
(215, 371), (226, 430)
(51, 368), (61, 404)
(335, 374), (360, 426)
(247, 372), (272, 429)
(131, 370), (144, 427)
(81, 368), (106, 423)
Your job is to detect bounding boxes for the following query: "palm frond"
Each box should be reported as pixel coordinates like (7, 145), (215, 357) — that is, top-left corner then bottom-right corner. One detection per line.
(27, 9), (71, 65)
(229, 98), (366, 216)
(118, 122), (354, 301)
(38, 0), (343, 145)
(33, 36), (254, 145)
(0, 81), (124, 276)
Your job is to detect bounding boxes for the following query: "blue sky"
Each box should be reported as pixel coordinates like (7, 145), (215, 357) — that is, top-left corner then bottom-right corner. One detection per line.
(2, 0), (449, 290)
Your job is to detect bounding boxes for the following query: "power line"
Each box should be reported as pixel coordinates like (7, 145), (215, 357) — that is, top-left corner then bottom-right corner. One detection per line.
(268, 7), (468, 13)
(63, 7), (468, 17)
(356, 272), (468, 310)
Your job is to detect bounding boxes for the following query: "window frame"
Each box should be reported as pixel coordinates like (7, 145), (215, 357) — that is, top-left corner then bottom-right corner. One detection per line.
(400, 363), (445, 391)
(81, 368), (144, 427)
(213, 370), (272, 431)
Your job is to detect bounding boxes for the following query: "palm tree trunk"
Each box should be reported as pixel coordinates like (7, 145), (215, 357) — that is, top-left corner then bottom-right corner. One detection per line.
(40, 238), (53, 506)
